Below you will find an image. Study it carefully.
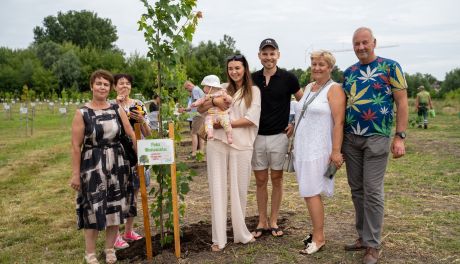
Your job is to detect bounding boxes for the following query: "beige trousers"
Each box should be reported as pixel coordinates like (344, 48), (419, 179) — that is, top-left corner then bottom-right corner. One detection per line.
(206, 140), (254, 249)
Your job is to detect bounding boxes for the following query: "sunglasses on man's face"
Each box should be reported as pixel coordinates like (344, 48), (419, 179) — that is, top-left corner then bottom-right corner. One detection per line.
(226, 54), (244, 61)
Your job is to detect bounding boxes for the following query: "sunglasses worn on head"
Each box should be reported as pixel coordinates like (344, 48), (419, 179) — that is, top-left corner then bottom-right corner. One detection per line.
(227, 54), (244, 61)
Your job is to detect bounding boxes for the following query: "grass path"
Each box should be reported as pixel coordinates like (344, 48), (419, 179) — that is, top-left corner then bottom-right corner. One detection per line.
(0, 104), (459, 263)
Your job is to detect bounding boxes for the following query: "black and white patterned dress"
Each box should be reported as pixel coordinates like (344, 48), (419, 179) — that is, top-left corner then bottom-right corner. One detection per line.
(76, 104), (134, 230)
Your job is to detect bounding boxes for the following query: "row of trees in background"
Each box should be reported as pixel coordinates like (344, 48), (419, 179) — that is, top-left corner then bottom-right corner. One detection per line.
(1, 10), (459, 103)
(0, 43), (156, 102)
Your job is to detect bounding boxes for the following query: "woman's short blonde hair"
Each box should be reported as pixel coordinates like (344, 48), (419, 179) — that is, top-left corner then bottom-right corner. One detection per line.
(310, 50), (336, 68)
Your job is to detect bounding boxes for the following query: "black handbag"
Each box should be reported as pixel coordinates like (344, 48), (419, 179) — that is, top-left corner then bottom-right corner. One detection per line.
(114, 105), (138, 165)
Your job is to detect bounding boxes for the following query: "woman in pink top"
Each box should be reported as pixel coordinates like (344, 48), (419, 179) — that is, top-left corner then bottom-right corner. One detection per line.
(198, 54), (261, 251)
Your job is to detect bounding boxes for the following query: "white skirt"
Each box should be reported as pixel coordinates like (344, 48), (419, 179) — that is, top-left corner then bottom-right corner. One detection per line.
(295, 154), (334, 197)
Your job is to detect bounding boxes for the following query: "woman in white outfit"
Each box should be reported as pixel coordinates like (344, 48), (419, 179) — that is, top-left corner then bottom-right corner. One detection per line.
(294, 50), (345, 254)
(198, 54), (261, 251)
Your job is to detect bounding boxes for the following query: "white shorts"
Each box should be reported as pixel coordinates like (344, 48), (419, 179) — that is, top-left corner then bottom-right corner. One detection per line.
(252, 133), (289, 171)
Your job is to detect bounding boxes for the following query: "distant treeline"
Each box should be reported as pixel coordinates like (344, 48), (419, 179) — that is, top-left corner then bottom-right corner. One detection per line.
(0, 10), (459, 102)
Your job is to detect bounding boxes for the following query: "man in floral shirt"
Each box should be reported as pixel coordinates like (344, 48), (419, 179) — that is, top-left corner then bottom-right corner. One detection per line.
(342, 27), (408, 264)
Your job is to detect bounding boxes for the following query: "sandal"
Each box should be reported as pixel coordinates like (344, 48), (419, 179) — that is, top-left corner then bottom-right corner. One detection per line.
(104, 248), (117, 264)
(299, 241), (325, 255)
(84, 252), (99, 264)
(302, 233), (313, 246)
(270, 227), (284, 237)
(211, 244), (225, 252)
(252, 227), (269, 238)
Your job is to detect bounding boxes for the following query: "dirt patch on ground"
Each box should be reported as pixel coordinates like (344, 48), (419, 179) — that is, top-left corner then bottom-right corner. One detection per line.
(408, 133), (460, 159)
(116, 215), (292, 263)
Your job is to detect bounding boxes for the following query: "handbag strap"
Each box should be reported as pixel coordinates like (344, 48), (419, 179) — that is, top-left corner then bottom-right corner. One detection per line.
(288, 79), (332, 152)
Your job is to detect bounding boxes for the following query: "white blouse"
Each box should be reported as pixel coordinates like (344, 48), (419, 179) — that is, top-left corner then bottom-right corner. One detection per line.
(212, 85), (261, 150)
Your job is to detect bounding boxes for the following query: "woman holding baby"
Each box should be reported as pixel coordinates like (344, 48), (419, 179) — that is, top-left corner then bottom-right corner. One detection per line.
(198, 54), (261, 251)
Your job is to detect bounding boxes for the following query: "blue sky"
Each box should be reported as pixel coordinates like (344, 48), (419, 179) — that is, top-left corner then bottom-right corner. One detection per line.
(1, 0), (459, 80)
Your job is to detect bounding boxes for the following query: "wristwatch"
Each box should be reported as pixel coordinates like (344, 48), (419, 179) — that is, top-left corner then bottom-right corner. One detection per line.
(395, 131), (406, 139)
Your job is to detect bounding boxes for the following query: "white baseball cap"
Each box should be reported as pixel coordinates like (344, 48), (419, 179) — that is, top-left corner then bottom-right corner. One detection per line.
(201, 75), (222, 89)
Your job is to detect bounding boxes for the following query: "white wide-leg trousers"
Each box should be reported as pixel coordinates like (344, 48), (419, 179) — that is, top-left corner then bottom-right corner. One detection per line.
(206, 140), (253, 249)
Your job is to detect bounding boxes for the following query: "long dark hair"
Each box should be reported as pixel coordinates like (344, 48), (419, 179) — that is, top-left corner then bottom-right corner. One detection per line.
(225, 54), (253, 108)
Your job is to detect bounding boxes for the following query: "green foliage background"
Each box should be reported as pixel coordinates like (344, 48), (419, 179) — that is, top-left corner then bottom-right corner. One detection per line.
(2, 10), (459, 103)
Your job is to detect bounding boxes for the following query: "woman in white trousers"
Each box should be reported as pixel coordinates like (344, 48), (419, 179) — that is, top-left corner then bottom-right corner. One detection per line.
(198, 54), (261, 251)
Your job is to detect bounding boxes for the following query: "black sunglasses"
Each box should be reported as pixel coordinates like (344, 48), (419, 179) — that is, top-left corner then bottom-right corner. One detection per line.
(226, 54), (244, 61)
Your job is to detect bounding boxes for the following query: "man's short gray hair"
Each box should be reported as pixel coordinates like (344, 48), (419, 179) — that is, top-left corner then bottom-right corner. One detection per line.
(353, 27), (375, 41)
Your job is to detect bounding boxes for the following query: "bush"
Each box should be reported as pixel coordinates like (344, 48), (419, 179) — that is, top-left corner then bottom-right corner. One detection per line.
(444, 89), (460, 101)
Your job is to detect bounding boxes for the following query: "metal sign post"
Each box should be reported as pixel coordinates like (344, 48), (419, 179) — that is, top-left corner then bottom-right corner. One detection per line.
(3, 104), (11, 120)
(19, 106), (29, 137)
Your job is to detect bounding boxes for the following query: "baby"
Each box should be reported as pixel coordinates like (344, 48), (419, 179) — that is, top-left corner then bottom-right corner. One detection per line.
(192, 75), (233, 144)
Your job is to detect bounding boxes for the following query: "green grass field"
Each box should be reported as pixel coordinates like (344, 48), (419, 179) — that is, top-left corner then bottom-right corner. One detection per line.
(0, 100), (459, 263)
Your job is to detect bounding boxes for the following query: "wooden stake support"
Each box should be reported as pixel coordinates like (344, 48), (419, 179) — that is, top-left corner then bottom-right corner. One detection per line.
(134, 123), (153, 261)
(168, 122), (181, 258)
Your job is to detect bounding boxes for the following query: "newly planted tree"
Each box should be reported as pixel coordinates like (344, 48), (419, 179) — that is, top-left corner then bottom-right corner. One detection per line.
(138, 0), (201, 246)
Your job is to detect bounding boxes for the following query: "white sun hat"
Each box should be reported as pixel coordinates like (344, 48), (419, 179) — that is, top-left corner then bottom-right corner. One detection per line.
(201, 75), (222, 89)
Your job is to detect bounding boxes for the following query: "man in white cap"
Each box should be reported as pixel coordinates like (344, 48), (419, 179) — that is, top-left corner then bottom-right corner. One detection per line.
(251, 38), (303, 238)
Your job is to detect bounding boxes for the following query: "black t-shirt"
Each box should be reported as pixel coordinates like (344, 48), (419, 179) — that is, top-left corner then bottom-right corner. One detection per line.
(252, 67), (300, 135)
(149, 102), (158, 112)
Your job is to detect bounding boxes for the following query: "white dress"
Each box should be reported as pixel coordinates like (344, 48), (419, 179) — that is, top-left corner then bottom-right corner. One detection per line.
(293, 81), (336, 197)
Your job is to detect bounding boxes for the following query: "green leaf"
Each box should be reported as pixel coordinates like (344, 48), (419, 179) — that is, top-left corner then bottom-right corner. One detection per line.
(180, 182), (190, 193)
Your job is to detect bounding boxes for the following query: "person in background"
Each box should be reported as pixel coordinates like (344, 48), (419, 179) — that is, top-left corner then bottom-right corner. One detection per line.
(112, 73), (152, 250)
(147, 94), (161, 131)
(342, 27), (408, 264)
(415, 85), (433, 129)
(149, 94), (161, 112)
(180, 81), (205, 159)
(70, 69), (136, 264)
(198, 54), (261, 251)
(251, 38), (303, 238)
(294, 50), (345, 255)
